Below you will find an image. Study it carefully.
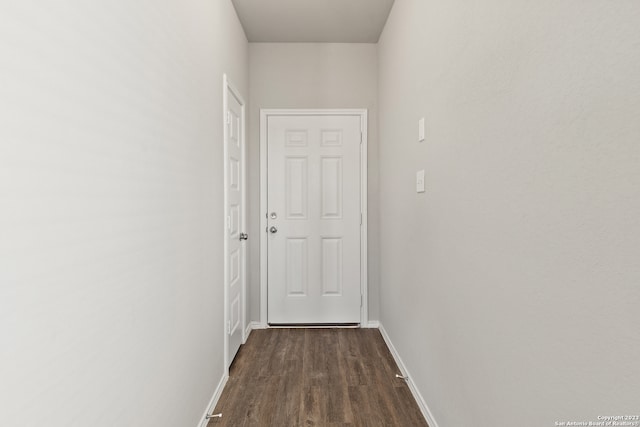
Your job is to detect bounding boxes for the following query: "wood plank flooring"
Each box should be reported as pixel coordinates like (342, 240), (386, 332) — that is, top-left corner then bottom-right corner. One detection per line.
(208, 328), (428, 427)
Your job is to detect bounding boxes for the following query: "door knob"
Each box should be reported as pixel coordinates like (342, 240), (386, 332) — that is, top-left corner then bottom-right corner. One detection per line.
(239, 233), (248, 241)
(269, 226), (278, 234)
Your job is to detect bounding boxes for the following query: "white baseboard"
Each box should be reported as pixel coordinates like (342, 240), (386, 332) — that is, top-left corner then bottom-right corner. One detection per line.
(199, 320), (265, 427)
(243, 322), (252, 342)
(365, 320), (380, 328)
(197, 373), (228, 427)
(378, 323), (440, 427)
(252, 321), (268, 329)
(243, 321), (266, 342)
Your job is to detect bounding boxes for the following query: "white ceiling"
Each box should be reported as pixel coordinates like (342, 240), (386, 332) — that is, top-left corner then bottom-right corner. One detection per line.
(231, 0), (395, 43)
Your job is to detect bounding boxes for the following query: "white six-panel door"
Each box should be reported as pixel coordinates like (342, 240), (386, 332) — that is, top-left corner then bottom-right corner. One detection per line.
(267, 114), (362, 324)
(225, 82), (245, 364)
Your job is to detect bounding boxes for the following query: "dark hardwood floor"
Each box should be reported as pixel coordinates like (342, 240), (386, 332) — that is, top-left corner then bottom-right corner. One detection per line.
(208, 328), (429, 427)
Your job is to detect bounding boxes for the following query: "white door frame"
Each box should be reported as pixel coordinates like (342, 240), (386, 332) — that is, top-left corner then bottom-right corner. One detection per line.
(223, 74), (247, 372)
(259, 109), (369, 327)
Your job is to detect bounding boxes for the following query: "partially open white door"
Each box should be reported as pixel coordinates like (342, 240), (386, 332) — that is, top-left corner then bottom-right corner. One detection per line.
(224, 77), (246, 366)
(267, 114), (362, 324)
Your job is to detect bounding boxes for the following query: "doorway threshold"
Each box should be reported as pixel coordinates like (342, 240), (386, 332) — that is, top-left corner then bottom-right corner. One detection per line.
(268, 323), (360, 328)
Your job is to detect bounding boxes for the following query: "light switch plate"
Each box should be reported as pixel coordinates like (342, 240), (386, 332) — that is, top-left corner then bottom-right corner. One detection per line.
(416, 170), (425, 193)
(418, 118), (425, 142)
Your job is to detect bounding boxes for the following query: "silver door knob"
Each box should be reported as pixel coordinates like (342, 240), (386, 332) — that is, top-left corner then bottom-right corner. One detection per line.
(239, 233), (248, 241)
(269, 226), (278, 234)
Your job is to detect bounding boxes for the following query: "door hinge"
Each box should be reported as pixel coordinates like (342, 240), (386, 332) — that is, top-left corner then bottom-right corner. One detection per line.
(360, 132), (363, 144)
(227, 215), (231, 230)
(227, 320), (231, 334)
(226, 111), (231, 125)
(360, 213), (363, 225)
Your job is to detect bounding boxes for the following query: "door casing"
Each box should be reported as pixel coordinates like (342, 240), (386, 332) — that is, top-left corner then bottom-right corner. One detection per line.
(223, 74), (247, 372)
(259, 109), (368, 327)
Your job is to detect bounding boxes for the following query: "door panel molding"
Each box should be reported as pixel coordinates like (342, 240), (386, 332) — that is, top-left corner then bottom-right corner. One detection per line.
(260, 109), (368, 327)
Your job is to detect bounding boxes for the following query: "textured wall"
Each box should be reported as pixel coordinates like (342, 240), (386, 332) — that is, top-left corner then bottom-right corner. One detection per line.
(247, 43), (380, 322)
(0, 1), (248, 426)
(378, 0), (640, 425)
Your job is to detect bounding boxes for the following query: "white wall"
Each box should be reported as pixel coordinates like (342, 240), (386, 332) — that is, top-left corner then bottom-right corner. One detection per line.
(378, 1), (640, 426)
(0, 1), (247, 426)
(247, 43), (380, 322)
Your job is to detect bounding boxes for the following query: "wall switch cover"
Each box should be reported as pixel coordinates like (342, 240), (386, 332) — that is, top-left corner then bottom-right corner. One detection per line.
(416, 170), (425, 193)
(418, 118), (425, 142)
